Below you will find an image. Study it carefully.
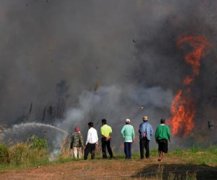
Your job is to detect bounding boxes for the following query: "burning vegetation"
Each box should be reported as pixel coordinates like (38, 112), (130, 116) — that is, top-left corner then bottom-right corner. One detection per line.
(168, 35), (210, 136)
(0, 0), (217, 151)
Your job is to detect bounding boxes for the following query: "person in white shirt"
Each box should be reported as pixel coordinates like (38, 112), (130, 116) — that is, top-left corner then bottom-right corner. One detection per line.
(84, 122), (98, 160)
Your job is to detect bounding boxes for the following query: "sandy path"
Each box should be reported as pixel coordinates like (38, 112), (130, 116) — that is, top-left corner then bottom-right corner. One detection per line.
(0, 157), (216, 180)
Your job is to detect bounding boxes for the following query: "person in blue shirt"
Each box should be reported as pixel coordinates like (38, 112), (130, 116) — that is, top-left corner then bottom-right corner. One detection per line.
(138, 115), (153, 159)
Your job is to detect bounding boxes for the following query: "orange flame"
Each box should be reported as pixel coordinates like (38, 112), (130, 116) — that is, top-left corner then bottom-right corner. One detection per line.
(168, 35), (210, 136)
(177, 35), (210, 77)
(169, 90), (195, 135)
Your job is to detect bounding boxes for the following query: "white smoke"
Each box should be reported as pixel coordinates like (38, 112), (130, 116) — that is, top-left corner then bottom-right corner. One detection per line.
(56, 85), (122, 132)
(58, 85), (173, 132)
(53, 84), (173, 152)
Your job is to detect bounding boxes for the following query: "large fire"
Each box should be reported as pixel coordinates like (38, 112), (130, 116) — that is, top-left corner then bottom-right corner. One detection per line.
(168, 35), (210, 136)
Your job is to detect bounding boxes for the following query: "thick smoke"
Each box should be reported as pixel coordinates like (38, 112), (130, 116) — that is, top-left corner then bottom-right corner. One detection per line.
(0, 0), (217, 150)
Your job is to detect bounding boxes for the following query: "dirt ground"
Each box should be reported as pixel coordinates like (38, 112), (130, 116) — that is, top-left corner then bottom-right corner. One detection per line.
(0, 157), (217, 180)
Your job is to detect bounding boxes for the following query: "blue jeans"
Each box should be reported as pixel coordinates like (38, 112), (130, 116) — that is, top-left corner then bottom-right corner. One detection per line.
(124, 142), (132, 159)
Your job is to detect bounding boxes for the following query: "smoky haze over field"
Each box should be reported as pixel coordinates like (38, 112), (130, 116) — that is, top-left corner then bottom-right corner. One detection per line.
(0, 0), (217, 149)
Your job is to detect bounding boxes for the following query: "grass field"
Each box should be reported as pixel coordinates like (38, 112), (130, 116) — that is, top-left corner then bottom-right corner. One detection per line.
(0, 146), (217, 180)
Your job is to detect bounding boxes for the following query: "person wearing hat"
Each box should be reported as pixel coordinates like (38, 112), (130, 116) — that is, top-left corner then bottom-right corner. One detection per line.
(70, 127), (84, 159)
(155, 118), (171, 161)
(138, 115), (153, 159)
(121, 118), (135, 159)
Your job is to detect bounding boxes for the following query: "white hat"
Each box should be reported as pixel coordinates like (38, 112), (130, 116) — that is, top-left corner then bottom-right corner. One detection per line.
(125, 118), (131, 123)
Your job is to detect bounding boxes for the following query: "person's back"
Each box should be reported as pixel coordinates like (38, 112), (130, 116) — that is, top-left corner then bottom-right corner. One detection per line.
(121, 118), (135, 159)
(139, 121), (153, 140)
(71, 132), (84, 147)
(155, 124), (170, 141)
(138, 115), (153, 159)
(86, 127), (98, 144)
(101, 124), (112, 139)
(84, 122), (98, 160)
(121, 124), (135, 142)
(70, 127), (84, 159)
(100, 119), (113, 159)
(155, 119), (171, 161)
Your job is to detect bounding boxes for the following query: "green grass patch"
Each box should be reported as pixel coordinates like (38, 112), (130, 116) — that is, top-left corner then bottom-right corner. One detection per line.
(0, 135), (49, 170)
(168, 146), (217, 165)
(0, 143), (217, 171)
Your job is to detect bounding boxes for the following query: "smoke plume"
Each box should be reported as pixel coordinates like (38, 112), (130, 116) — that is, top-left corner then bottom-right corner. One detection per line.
(0, 0), (217, 150)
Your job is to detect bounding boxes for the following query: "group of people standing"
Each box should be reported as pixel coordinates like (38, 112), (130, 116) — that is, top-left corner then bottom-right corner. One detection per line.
(70, 115), (171, 162)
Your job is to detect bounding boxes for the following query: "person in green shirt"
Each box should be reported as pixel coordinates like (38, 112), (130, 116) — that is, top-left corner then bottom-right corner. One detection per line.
(121, 118), (135, 159)
(100, 119), (113, 159)
(155, 118), (171, 161)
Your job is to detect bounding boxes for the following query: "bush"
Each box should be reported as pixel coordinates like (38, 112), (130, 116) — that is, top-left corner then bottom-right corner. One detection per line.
(9, 143), (29, 165)
(28, 135), (48, 150)
(9, 136), (49, 166)
(0, 144), (9, 164)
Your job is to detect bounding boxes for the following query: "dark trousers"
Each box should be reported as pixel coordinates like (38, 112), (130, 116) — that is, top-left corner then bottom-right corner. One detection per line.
(139, 137), (150, 159)
(101, 138), (113, 158)
(84, 143), (96, 160)
(124, 142), (132, 159)
(157, 139), (168, 153)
